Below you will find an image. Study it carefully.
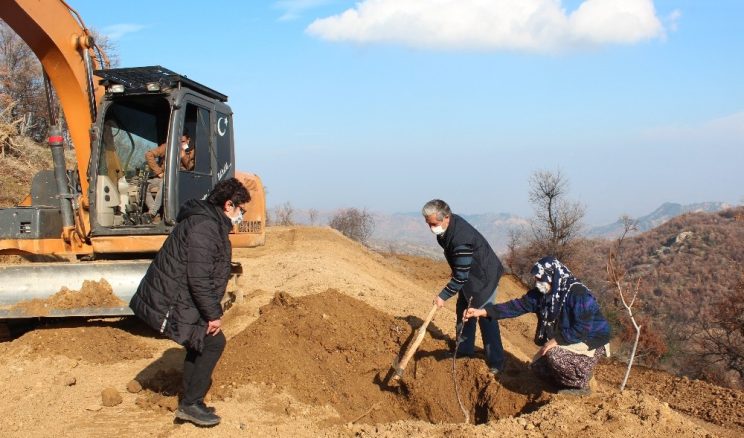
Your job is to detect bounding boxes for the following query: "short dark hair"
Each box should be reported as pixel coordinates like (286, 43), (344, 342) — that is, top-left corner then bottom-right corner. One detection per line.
(207, 177), (250, 207)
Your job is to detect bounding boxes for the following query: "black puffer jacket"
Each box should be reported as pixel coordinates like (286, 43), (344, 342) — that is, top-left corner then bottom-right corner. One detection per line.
(130, 199), (232, 352)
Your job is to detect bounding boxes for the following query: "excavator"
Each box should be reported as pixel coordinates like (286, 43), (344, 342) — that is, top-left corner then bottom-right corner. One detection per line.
(0, 0), (265, 319)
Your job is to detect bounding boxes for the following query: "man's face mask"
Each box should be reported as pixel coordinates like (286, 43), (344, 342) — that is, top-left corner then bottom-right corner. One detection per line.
(536, 281), (551, 294)
(430, 225), (445, 235)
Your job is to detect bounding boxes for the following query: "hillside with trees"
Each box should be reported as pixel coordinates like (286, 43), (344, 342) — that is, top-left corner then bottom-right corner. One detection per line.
(579, 207), (744, 389)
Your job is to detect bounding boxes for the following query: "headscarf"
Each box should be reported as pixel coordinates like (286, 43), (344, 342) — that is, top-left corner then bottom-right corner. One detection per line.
(530, 256), (583, 345)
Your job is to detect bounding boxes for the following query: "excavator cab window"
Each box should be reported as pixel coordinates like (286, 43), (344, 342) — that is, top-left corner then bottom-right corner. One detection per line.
(95, 96), (170, 227)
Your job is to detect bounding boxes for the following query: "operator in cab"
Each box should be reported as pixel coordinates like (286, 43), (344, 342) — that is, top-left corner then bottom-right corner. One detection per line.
(143, 133), (195, 221)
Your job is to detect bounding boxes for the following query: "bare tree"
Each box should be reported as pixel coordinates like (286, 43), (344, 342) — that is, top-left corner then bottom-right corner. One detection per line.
(0, 22), (118, 144)
(0, 21), (46, 141)
(528, 169), (585, 262)
(329, 208), (374, 245)
(308, 208), (319, 226)
(274, 202), (295, 226)
(687, 269), (744, 388)
(504, 227), (523, 274)
(607, 216), (642, 391)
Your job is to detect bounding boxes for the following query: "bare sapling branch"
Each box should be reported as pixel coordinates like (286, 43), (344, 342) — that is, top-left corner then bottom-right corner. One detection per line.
(453, 296), (473, 424)
(607, 216), (642, 391)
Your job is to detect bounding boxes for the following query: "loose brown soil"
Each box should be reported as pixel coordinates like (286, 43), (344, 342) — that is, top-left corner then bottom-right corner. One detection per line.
(0, 227), (740, 437)
(597, 362), (744, 430)
(213, 289), (549, 424)
(11, 279), (126, 316)
(4, 320), (156, 364)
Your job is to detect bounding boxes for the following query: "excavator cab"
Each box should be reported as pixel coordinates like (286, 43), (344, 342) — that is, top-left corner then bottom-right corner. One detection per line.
(90, 66), (236, 234)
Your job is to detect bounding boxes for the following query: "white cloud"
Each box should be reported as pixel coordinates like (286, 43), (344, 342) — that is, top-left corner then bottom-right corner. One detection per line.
(276, 0), (335, 21)
(102, 24), (146, 41)
(306, 0), (666, 52)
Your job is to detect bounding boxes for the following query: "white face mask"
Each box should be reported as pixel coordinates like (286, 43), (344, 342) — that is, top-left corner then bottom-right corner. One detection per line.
(536, 281), (551, 294)
(430, 225), (445, 235)
(231, 209), (243, 225)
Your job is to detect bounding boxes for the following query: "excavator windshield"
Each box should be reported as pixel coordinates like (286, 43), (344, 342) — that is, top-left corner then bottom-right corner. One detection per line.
(100, 96), (170, 181)
(95, 96), (171, 227)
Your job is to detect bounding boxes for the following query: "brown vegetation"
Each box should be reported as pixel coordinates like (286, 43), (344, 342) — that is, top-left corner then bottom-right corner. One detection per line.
(506, 205), (744, 389)
(583, 207), (744, 388)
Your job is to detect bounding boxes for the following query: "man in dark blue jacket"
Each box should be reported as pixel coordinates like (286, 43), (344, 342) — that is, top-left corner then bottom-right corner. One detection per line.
(130, 178), (250, 426)
(423, 199), (505, 374)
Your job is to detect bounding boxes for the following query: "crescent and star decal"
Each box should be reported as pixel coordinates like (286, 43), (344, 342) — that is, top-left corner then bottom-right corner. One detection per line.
(217, 117), (228, 136)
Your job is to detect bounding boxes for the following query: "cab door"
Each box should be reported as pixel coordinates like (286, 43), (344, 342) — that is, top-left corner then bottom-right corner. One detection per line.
(165, 97), (214, 220)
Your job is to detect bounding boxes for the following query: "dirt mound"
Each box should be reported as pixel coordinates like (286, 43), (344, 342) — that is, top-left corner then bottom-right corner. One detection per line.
(214, 289), (549, 424)
(11, 279), (126, 316)
(598, 362), (744, 430)
(7, 321), (156, 364)
(355, 386), (719, 437)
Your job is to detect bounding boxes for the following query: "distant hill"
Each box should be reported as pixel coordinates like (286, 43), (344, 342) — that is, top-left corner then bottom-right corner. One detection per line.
(369, 211), (529, 257)
(578, 206), (744, 387)
(587, 202), (733, 239)
(281, 202), (737, 257)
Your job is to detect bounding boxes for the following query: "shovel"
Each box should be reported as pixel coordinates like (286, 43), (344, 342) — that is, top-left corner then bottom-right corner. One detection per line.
(387, 303), (439, 383)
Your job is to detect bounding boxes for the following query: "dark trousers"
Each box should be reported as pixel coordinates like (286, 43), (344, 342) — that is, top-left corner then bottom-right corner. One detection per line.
(456, 292), (505, 371)
(182, 331), (226, 406)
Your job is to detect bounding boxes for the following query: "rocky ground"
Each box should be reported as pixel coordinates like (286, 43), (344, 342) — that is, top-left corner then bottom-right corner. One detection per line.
(0, 227), (741, 437)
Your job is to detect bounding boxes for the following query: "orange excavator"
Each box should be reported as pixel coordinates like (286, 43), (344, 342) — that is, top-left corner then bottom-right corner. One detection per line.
(0, 0), (265, 318)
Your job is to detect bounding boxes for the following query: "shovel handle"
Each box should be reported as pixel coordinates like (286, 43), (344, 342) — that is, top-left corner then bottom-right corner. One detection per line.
(395, 303), (439, 375)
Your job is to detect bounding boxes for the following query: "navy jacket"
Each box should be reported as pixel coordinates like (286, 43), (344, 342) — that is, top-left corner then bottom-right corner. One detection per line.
(130, 200), (232, 352)
(437, 214), (504, 308)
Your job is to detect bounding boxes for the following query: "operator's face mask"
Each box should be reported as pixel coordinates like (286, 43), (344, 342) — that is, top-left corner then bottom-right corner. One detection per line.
(430, 225), (445, 235)
(536, 281), (551, 294)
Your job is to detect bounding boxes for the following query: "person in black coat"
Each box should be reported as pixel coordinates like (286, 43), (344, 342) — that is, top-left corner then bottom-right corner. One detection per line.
(130, 177), (250, 427)
(422, 199), (506, 374)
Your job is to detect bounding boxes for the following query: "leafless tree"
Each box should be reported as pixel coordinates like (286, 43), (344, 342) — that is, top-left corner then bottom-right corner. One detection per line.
(528, 169), (585, 262)
(504, 227), (523, 274)
(329, 208), (374, 245)
(0, 22), (118, 144)
(607, 216), (642, 391)
(274, 202), (295, 226)
(308, 208), (319, 226)
(687, 268), (744, 388)
(0, 21), (46, 141)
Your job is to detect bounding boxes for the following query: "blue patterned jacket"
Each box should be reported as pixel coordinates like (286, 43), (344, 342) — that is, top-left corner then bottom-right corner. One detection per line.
(485, 284), (611, 349)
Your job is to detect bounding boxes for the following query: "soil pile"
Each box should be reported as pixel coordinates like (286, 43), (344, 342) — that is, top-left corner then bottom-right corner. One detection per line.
(214, 289), (548, 424)
(598, 362), (744, 430)
(6, 322), (156, 364)
(11, 279), (126, 316)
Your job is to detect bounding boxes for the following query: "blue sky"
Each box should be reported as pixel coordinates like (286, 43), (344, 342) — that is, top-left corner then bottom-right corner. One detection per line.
(71, 0), (743, 224)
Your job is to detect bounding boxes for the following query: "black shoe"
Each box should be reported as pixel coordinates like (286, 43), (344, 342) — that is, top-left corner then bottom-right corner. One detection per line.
(175, 403), (221, 427)
(198, 401), (216, 414)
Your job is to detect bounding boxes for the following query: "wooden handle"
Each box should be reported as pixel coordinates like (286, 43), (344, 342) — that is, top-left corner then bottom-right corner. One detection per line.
(395, 303), (439, 373)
